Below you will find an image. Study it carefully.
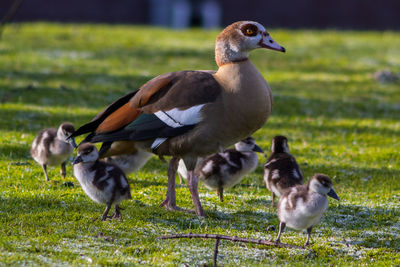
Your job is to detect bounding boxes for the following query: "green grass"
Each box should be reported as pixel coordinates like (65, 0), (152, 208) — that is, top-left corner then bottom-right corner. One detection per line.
(1, 23), (400, 266)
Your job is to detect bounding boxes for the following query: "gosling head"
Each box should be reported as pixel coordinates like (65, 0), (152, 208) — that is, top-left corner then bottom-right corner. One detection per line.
(308, 174), (339, 200)
(73, 143), (99, 164)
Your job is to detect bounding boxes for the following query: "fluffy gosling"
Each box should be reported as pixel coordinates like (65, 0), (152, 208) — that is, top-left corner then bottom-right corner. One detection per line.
(31, 122), (76, 181)
(275, 173), (339, 247)
(73, 143), (131, 221)
(194, 137), (263, 201)
(264, 135), (303, 207)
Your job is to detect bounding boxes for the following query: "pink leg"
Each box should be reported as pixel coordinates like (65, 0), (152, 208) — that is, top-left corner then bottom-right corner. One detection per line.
(187, 170), (205, 217)
(160, 157), (186, 211)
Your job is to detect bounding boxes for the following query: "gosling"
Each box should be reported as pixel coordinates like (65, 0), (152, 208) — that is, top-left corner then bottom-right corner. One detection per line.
(31, 122), (76, 181)
(73, 143), (131, 221)
(274, 173), (339, 247)
(194, 137), (263, 201)
(264, 135), (303, 207)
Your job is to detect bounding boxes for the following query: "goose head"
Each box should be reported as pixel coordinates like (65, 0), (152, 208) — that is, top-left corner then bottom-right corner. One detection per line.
(215, 21), (285, 66)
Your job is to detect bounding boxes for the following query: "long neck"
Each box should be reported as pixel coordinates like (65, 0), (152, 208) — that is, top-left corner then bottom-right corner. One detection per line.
(214, 59), (262, 93)
(215, 40), (249, 67)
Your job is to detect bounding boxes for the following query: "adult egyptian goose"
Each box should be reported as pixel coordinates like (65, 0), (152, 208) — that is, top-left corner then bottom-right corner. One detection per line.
(264, 135), (303, 207)
(73, 143), (132, 221)
(104, 149), (152, 175)
(69, 21), (285, 216)
(274, 174), (339, 247)
(31, 122), (76, 181)
(178, 137), (263, 201)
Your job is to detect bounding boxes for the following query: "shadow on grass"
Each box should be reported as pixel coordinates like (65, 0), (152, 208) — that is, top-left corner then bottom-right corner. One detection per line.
(0, 143), (31, 159)
(130, 179), (166, 188)
(0, 107), (86, 133)
(0, 76), (145, 110)
(92, 47), (214, 61)
(266, 116), (400, 137)
(272, 94), (399, 121)
(0, 70), (150, 90)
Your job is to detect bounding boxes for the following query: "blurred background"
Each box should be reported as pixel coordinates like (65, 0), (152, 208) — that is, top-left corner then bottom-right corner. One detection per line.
(1, 0), (400, 30)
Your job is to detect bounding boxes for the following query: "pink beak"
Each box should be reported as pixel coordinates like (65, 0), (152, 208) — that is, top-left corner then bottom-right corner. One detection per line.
(258, 34), (286, 52)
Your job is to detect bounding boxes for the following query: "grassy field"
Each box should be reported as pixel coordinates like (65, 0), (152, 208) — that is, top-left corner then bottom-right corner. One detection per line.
(0, 23), (399, 266)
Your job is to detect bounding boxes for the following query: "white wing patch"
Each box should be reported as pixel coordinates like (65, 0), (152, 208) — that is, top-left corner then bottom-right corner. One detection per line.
(151, 104), (205, 149)
(154, 104), (205, 128)
(151, 137), (168, 150)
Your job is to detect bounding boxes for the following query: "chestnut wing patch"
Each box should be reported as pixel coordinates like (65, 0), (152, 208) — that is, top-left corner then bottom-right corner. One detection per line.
(69, 90), (138, 139)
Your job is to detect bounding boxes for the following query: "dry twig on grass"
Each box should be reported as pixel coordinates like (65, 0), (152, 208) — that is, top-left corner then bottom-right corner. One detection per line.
(157, 233), (311, 266)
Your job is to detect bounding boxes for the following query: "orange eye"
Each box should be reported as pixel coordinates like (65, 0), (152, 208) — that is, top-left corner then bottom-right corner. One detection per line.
(241, 24), (258, 36)
(246, 28), (254, 35)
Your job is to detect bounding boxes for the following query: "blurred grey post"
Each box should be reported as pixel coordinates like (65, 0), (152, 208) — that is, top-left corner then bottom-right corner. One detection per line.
(171, 0), (191, 29)
(149, 0), (171, 27)
(149, 0), (221, 29)
(200, 0), (221, 29)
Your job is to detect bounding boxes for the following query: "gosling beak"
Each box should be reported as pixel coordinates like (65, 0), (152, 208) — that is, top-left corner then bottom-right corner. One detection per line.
(72, 156), (83, 165)
(67, 136), (78, 148)
(258, 34), (286, 53)
(252, 144), (264, 153)
(327, 188), (340, 200)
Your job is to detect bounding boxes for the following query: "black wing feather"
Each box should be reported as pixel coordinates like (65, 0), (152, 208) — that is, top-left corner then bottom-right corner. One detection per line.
(69, 90), (138, 139)
(87, 117), (195, 143)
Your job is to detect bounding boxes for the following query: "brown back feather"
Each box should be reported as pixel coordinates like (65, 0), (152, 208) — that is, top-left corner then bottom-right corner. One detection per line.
(130, 71), (222, 113)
